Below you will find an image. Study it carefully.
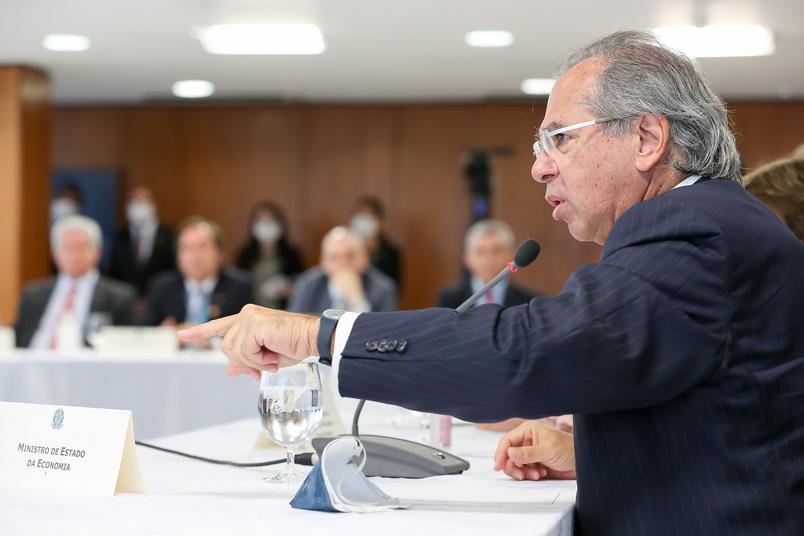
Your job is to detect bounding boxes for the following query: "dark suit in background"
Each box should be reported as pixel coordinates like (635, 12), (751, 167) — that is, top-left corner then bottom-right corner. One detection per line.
(140, 268), (253, 325)
(15, 277), (136, 348)
(335, 179), (804, 535)
(436, 280), (540, 308)
(107, 224), (176, 295)
(370, 234), (402, 289)
(288, 266), (397, 314)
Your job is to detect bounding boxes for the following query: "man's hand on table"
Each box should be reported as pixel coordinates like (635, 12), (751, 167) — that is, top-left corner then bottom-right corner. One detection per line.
(494, 420), (576, 481)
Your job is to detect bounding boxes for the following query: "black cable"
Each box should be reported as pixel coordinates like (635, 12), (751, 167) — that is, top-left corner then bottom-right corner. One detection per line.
(135, 440), (317, 467)
(352, 399), (367, 436)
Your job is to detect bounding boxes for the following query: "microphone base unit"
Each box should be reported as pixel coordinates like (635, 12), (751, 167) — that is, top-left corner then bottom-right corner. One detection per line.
(312, 434), (470, 479)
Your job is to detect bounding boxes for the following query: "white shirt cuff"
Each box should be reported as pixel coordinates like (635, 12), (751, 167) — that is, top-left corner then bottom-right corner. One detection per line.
(331, 312), (361, 381)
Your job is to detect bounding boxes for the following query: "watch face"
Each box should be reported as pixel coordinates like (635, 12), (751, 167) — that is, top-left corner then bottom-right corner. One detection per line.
(323, 309), (345, 320)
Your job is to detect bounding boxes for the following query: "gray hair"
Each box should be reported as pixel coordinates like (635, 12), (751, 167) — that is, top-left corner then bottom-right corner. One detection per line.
(50, 215), (102, 251)
(322, 226), (366, 252)
(464, 219), (515, 253)
(557, 30), (742, 181)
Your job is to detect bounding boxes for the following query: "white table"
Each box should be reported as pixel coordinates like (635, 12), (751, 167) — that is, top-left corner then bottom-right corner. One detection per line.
(0, 350), (258, 439)
(0, 418), (576, 535)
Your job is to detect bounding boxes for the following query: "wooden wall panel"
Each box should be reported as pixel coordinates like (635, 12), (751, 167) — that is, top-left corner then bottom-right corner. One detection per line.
(50, 100), (804, 311)
(0, 69), (21, 324)
(0, 67), (51, 324)
(52, 107), (126, 168)
(18, 69), (52, 298)
(730, 102), (804, 170)
(125, 108), (186, 226)
(301, 106), (397, 271)
(179, 107), (306, 262)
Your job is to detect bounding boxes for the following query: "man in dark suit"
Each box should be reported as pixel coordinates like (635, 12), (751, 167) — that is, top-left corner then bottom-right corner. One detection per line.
(288, 226), (397, 314)
(108, 186), (176, 296)
(16, 215), (136, 348)
(181, 31), (804, 535)
(141, 217), (252, 334)
(437, 219), (540, 309)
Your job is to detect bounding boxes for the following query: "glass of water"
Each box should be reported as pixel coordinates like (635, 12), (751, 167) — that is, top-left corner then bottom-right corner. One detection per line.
(258, 361), (323, 483)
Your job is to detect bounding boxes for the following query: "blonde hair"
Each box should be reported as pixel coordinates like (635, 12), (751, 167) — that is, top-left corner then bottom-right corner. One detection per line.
(744, 158), (804, 241)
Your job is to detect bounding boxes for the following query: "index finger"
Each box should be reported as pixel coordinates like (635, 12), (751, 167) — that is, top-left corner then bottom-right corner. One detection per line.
(494, 425), (529, 471)
(178, 315), (236, 341)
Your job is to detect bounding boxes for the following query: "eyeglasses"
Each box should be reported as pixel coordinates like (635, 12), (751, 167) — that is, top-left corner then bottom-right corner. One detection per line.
(533, 118), (618, 159)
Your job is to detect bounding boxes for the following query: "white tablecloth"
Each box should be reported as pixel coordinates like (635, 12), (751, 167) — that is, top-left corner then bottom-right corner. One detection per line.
(0, 418), (576, 535)
(0, 350), (258, 439)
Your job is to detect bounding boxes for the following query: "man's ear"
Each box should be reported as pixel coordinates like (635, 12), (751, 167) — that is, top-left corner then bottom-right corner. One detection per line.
(634, 114), (671, 173)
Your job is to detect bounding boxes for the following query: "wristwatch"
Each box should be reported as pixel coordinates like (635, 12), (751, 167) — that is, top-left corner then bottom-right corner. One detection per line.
(317, 309), (346, 366)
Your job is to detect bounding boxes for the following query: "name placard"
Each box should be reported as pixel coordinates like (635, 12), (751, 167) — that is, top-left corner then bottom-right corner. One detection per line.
(0, 402), (144, 496)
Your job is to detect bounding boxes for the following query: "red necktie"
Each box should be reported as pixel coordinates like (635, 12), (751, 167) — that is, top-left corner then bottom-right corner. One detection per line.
(49, 282), (77, 349)
(485, 290), (495, 304)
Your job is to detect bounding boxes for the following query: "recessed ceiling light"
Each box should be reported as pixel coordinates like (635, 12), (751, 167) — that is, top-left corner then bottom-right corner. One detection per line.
(172, 80), (215, 99)
(652, 25), (774, 57)
(196, 23), (325, 55)
(43, 34), (91, 52)
(521, 78), (555, 95)
(465, 30), (514, 48)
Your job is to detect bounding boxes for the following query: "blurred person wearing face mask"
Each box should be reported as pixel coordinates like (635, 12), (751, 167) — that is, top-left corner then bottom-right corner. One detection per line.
(235, 202), (303, 309)
(108, 186), (176, 296)
(140, 217), (252, 341)
(350, 196), (402, 289)
(49, 184), (82, 224)
(15, 216), (136, 349)
(288, 226), (397, 314)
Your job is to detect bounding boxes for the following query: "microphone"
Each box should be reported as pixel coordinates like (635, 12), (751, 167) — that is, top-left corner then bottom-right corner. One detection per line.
(455, 239), (541, 313)
(313, 239), (542, 479)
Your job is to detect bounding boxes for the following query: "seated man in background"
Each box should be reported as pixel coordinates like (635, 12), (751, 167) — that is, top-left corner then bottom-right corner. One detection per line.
(108, 186), (176, 297)
(16, 215), (136, 349)
(438, 219), (544, 432)
(289, 226), (397, 314)
(141, 217), (252, 338)
(744, 157), (803, 241)
(437, 219), (541, 309)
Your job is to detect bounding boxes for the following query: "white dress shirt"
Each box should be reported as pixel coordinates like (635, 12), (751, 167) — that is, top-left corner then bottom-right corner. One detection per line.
(470, 276), (508, 306)
(327, 281), (371, 313)
(30, 269), (100, 349)
(131, 219), (158, 265)
(184, 276), (218, 324)
(325, 175), (706, 382)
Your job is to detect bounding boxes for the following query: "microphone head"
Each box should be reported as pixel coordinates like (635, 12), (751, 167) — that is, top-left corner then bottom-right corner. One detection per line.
(513, 239), (541, 268)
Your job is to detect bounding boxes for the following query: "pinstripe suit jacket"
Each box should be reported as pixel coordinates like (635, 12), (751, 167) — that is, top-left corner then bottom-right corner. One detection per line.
(337, 178), (804, 535)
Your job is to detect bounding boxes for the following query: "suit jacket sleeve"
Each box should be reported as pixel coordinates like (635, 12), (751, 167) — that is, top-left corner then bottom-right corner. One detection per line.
(337, 197), (731, 422)
(14, 287), (37, 348)
(110, 283), (137, 325)
(140, 279), (166, 326)
(287, 270), (323, 314)
(375, 280), (398, 312)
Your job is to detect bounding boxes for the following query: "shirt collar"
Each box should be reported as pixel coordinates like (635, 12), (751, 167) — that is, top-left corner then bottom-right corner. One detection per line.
(673, 175), (703, 189)
(185, 276), (218, 294)
(470, 276), (508, 298)
(57, 268), (99, 289)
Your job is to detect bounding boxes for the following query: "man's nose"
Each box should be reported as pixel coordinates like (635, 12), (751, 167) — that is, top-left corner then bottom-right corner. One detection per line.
(531, 154), (558, 184)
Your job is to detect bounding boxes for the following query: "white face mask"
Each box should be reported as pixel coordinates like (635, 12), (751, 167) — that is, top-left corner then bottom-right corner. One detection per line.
(252, 219), (282, 243)
(126, 201), (156, 227)
(50, 198), (79, 223)
(351, 214), (379, 238)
